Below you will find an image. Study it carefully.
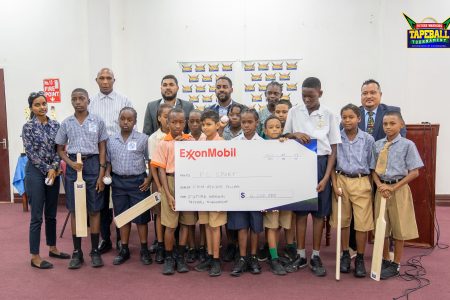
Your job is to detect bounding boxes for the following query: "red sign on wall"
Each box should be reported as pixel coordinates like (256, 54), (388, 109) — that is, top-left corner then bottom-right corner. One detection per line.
(43, 78), (61, 103)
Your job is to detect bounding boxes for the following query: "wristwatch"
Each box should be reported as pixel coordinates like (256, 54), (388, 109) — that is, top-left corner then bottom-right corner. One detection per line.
(100, 163), (107, 169)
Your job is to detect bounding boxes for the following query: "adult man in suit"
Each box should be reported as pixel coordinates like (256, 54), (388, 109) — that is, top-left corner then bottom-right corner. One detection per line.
(143, 75), (194, 137)
(359, 79), (406, 140)
(207, 76), (242, 117)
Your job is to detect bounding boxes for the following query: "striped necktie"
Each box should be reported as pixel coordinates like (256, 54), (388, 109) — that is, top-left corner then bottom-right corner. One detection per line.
(367, 111), (375, 135)
(375, 141), (393, 175)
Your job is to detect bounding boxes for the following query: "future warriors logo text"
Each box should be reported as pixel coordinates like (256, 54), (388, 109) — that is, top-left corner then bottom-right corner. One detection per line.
(179, 147), (237, 160)
(404, 13), (450, 48)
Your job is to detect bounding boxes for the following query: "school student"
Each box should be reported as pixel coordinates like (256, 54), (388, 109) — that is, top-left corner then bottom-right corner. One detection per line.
(222, 103), (245, 140)
(262, 116), (292, 275)
(148, 103), (172, 264)
(23, 91), (70, 269)
(329, 104), (375, 277)
(274, 100), (292, 129)
(151, 108), (198, 275)
(105, 107), (152, 266)
(56, 88), (109, 269)
(228, 108), (264, 276)
(371, 111), (423, 280)
(193, 110), (227, 276)
(283, 77), (341, 277)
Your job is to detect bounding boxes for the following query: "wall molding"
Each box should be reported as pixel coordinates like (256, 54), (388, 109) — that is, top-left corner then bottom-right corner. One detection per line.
(436, 194), (450, 207)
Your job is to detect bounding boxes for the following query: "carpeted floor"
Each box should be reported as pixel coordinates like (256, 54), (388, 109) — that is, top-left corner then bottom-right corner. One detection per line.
(0, 203), (449, 300)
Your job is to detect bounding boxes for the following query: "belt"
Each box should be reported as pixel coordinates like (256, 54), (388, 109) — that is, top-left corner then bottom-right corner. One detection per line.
(166, 173), (175, 177)
(112, 172), (146, 179)
(68, 154), (97, 161)
(380, 178), (404, 184)
(336, 171), (369, 178)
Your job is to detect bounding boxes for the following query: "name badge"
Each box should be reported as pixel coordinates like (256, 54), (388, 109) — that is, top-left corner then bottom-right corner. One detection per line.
(316, 115), (325, 130)
(89, 123), (97, 133)
(127, 141), (137, 151)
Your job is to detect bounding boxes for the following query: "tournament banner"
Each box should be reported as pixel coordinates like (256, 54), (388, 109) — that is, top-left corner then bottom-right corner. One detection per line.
(174, 140), (318, 211)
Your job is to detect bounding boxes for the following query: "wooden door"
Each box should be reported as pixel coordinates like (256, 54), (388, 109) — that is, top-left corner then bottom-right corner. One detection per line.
(0, 69), (11, 202)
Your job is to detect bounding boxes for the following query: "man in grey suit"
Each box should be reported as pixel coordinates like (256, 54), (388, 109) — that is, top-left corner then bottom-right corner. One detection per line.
(143, 75), (194, 136)
(359, 79), (406, 141)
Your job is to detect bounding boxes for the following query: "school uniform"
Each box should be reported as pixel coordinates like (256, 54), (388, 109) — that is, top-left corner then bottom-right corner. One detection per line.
(148, 128), (167, 216)
(283, 103), (342, 217)
(329, 129), (375, 232)
(150, 133), (198, 229)
(222, 125), (242, 141)
(227, 133), (264, 233)
(107, 130), (150, 224)
(371, 134), (423, 240)
(55, 113), (108, 213)
(197, 133), (227, 228)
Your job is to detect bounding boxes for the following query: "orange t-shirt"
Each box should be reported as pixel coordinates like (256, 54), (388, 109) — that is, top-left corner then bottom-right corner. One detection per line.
(150, 133), (192, 173)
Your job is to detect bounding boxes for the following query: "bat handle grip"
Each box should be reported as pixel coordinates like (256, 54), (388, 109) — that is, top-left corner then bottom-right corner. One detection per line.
(76, 153), (83, 181)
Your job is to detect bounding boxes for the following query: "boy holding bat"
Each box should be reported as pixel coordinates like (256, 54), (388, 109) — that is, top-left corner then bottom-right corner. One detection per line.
(151, 108), (197, 275)
(371, 111), (423, 280)
(56, 88), (108, 269)
(330, 104), (375, 278)
(105, 107), (152, 266)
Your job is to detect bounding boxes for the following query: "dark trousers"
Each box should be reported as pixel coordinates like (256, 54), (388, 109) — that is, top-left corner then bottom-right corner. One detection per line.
(100, 185), (121, 242)
(25, 162), (60, 255)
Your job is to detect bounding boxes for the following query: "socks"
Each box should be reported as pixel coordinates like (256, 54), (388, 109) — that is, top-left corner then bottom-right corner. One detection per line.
(287, 243), (296, 250)
(158, 241), (164, 248)
(343, 249), (350, 256)
(297, 248), (306, 258)
(311, 249), (320, 258)
(356, 253), (364, 259)
(269, 248), (278, 260)
(90, 233), (100, 251)
(178, 245), (186, 256)
(72, 235), (82, 251)
(165, 250), (173, 258)
(141, 242), (148, 251)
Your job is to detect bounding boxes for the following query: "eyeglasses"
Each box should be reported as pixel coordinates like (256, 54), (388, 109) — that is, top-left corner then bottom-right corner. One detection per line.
(29, 91), (45, 99)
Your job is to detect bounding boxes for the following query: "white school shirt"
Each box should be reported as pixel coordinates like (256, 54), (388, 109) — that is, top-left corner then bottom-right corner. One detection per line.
(283, 103), (341, 155)
(233, 132), (264, 141)
(148, 128), (167, 160)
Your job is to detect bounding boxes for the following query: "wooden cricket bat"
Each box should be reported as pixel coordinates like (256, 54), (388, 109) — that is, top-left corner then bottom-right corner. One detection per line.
(370, 196), (387, 281)
(114, 192), (161, 228)
(74, 153), (88, 237)
(336, 188), (342, 281)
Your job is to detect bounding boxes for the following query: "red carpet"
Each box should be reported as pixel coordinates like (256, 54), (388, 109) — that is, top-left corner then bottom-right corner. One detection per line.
(0, 203), (449, 300)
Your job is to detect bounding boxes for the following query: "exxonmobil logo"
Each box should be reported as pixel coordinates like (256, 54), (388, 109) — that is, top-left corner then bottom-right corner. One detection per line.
(179, 147), (237, 160)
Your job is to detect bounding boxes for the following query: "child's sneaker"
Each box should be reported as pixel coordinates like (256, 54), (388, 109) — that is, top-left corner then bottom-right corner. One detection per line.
(354, 255), (366, 278)
(270, 259), (287, 276)
(68, 250), (84, 269)
(248, 255), (262, 274)
(380, 261), (399, 280)
(230, 257), (247, 277)
(209, 259), (222, 277)
(340, 251), (351, 273)
(310, 255), (326, 277)
(162, 256), (175, 275)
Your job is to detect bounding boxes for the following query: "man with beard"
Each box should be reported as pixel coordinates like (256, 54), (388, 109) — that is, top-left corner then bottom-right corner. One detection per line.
(207, 76), (242, 117)
(143, 75), (194, 137)
(89, 68), (133, 254)
(257, 81), (283, 137)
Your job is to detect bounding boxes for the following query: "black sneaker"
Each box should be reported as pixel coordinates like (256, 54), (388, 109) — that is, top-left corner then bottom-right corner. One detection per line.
(223, 244), (237, 262)
(149, 239), (158, 254)
(340, 251), (351, 273)
(230, 257), (247, 277)
(116, 240), (122, 252)
(162, 256), (175, 275)
(209, 259), (222, 277)
(284, 246), (297, 261)
(113, 248), (130, 265)
(380, 261), (399, 280)
(68, 250), (84, 269)
(140, 249), (153, 265)
(381, 259), (391, 271)
(248, 255), (262, 274)
(310, 255), (326, 277)
(176, 255), (189, 273)
(270, 259), (287, 276)
(257, 244), (269, 262)
(354, 255), (366, 278)
(98, 239), (112, 254)
(198, 246), (207, 263)
(155, 245), (165, 264)
(90, 249), (104, 268)
(195, 256), (212, 272)
(186, 248), (197, 264)
(286, 255), (307, 272)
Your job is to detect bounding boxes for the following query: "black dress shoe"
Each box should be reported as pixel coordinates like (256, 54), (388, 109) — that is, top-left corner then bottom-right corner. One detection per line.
(49, 251), (70, 259)
(113, 248), (130, 265)
(68, 250), (84, 269)
(31, 260), (53, 269)
(98, 240), (112, 254)
(140, 249), (153, 265)
(90, 249), (104, 268)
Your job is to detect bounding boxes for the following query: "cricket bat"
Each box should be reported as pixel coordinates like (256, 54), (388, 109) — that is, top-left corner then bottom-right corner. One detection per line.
(336, 188), (342, 281)
(370, 196), (387, 281)
(74, 153), (88, 237)
(114, 192), (161, 228)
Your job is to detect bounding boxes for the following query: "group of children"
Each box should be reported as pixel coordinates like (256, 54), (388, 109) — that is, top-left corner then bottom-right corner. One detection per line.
(54, 76), (423, 281)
